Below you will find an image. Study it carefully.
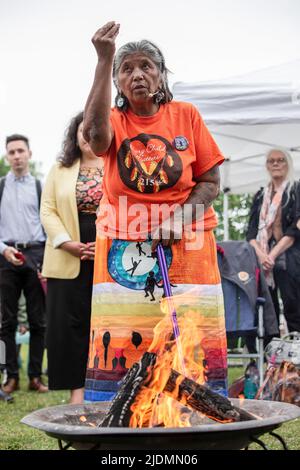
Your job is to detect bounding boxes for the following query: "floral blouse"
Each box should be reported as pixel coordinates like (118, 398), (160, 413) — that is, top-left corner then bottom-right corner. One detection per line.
(76, 166), (103, 214)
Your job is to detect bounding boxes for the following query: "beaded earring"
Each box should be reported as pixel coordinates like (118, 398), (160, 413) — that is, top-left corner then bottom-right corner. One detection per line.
(155, 89), (165, 104)
(117, 94), (125, 108)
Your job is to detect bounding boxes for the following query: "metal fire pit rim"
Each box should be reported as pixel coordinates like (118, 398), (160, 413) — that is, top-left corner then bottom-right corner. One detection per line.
(21, 399), (300, 438)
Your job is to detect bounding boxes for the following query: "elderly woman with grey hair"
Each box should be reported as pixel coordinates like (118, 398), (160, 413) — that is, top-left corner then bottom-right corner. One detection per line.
(82, 22), (228, 405)
(247, 148), (300, 334)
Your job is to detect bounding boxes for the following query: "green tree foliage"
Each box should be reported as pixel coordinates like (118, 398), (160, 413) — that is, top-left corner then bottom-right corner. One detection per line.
(0, 156), (10, 177)
(213, 192), (253, 241)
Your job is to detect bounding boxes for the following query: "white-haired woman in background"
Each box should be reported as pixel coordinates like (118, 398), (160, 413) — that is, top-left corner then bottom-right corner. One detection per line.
(247, 148), (300, 334)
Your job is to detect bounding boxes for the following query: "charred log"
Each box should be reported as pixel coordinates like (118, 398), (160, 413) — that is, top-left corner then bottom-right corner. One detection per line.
(98, 352), (157, 427)
(98, 352), (255, 427)
(163, 369), (255, 422)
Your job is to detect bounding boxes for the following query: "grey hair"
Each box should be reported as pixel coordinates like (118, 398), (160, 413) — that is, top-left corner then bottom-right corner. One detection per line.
(112, 40), (173, 111)
(265, 148), (295, 203)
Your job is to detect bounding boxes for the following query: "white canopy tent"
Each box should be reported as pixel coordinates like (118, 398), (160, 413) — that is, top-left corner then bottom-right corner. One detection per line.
(173, 60), (300, 238)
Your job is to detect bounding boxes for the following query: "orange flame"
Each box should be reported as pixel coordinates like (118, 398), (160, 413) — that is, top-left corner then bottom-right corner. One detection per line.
(129, 294), (214, 428)
(238, 394), (245, 408)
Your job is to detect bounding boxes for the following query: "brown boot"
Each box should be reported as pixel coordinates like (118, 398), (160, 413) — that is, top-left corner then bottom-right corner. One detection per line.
(28, 377), (48, 393)
(2, 378), (19, 394)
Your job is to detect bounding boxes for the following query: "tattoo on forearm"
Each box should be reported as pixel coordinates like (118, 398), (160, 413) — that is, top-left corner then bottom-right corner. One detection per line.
(207, 166), (220, 179)
(188, 165), (221, 212)
(197, 182), (219, 209)
(186, 180), (220, 221)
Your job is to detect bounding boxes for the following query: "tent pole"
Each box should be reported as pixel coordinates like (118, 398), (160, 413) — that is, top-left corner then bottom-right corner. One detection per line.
(222, 159), (230, 241)
(223, 189), (230, 241)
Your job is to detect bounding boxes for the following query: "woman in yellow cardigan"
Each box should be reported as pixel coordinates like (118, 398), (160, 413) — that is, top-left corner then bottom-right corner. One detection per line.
(40, 112), (103, 404)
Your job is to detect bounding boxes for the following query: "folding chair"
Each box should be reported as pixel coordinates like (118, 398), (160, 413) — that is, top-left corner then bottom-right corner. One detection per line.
(217, 241), (279, 387)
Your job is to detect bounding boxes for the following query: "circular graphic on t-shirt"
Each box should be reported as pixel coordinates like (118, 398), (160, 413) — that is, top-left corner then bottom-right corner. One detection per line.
(117, 133), (183, 193)
(107, 240), (172, 290)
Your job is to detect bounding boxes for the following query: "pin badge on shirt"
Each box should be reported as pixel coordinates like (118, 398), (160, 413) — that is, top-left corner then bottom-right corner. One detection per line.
(238, 271), (250, 283)
(172, 136), (189, 151)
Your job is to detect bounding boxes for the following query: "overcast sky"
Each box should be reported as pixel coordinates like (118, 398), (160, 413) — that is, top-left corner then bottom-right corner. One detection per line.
(1, 0), (300, 178)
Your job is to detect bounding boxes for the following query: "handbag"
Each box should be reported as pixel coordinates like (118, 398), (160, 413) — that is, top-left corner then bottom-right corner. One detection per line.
(264, 332), (300, 366)
(256, 360), (300, 406)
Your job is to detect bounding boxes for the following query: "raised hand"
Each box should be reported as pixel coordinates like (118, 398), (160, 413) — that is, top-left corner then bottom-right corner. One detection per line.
(91, 21), (120, 61)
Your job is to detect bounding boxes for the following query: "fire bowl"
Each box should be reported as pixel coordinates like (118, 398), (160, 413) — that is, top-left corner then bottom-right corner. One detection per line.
(21, 399), (300, 450)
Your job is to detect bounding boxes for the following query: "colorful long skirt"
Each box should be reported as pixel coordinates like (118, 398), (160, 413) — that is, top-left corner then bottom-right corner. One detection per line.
(84, 231), (228, 402)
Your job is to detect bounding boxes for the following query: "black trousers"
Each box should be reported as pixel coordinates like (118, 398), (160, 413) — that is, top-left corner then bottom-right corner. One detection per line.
(270, 267), (300, 333)
(46, 213), (95, 390)
(0, 246), (46, 380)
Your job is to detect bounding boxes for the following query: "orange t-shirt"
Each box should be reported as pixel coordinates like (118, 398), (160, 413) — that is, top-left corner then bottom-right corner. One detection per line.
(97, 101), (224, 240)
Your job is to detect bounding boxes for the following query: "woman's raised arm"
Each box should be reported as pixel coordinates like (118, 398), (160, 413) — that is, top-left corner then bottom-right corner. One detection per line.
(83, 21), (120, 155)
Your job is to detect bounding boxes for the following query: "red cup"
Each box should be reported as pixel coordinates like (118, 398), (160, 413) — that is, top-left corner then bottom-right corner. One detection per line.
(15, 252), (26, 263)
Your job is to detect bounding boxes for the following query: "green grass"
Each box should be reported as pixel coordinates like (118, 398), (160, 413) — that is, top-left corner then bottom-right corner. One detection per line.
(0, 346), (68, 450)
(0, 347), (299, 450)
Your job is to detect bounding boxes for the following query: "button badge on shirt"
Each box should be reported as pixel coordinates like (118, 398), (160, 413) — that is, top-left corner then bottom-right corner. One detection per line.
(172, 136), (189, 151)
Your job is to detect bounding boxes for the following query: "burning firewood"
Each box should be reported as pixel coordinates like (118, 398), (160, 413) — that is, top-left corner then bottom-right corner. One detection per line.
(162, 369), (256, 423)
(98, 352), (255, 427)
(98, 353), (157, 427)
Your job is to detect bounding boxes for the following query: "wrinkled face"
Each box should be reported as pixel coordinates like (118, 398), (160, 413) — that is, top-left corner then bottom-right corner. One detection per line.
(117, 52), (162, 105)
(77, 121), (94, 154)
(6, 140), (31, 174)
(266, 150), (289, 180)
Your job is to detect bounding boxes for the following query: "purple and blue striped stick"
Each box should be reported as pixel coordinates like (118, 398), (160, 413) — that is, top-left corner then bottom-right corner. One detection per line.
(156, 244), (186, 375)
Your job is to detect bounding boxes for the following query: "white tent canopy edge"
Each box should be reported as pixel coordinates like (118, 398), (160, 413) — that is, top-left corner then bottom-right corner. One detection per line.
(172, 59), (300, 196)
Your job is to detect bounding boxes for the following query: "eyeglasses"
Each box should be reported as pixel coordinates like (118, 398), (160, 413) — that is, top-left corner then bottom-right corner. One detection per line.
(266, 158), (287, 165)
